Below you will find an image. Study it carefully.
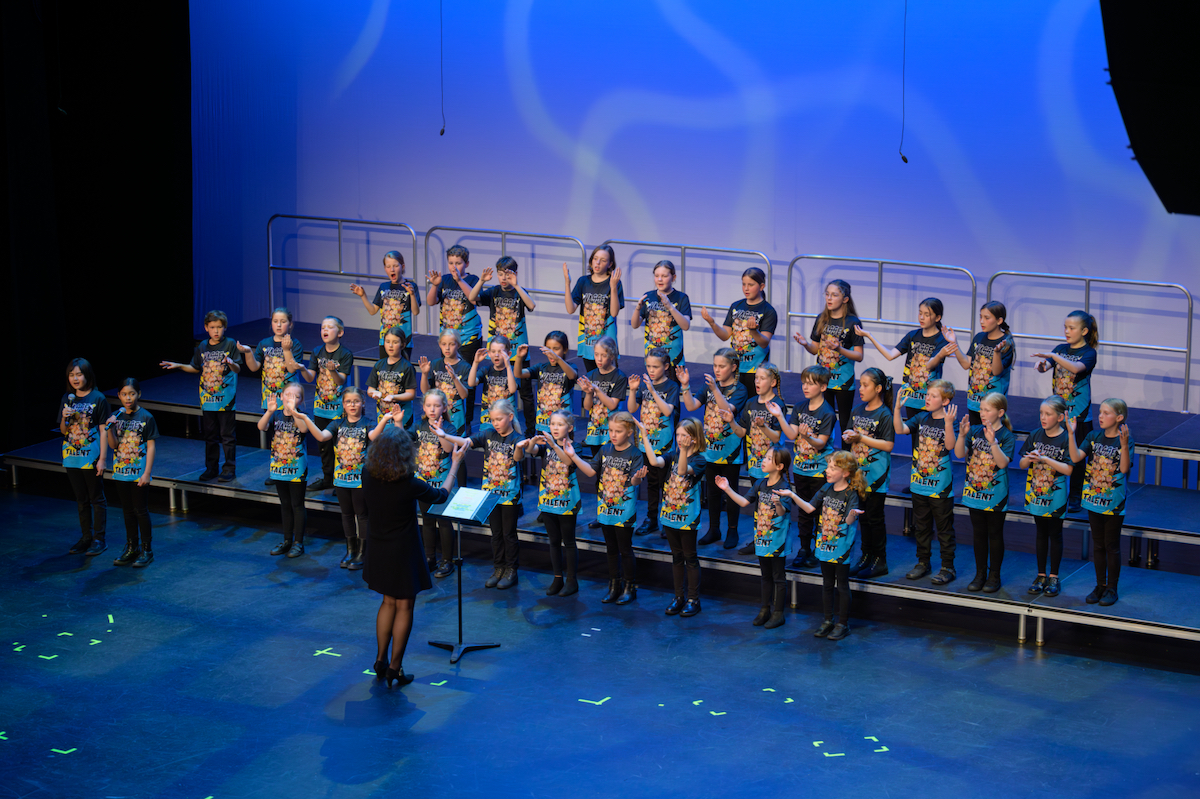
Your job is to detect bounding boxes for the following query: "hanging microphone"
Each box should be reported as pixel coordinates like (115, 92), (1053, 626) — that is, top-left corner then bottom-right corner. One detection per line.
(900, 153), (908, 163)
(439, 127), (445, 136)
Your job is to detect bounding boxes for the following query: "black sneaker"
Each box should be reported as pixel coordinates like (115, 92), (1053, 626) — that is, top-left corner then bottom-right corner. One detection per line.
(905, 561), (931, 580)
(1085, 585), (1104, 604)
(85, 539), (108, 556)
(1098, 588), (1118, 606)
(1027, 576), (1047, 595)
(198, 469), (219, 482)
(737, 542), (755, 555)
(967, 573), (986, 592)
(485, 567), (504, 588)
(587, 521), (602, 530)
(307, 477), (331, 492)
(69, 536), (92, 555)
(633, 519), (658, 537)
(1042, 576), (1061, 597)
(1067, 499), (1083, 515)
(981, 575), (1002, 593)
(217, 469), (236, 483)
(827, 623), (850, 641)
(433, 560), (454, 578)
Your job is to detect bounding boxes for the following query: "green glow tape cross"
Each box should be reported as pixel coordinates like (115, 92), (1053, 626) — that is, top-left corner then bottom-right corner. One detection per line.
(813, 741), (823, 747)
(430, 680), (448, 686)
(0, 732), (7, 740)
(578, 697), (611, 705)
(108, 615), (114, 623)
(875, 746), (889, 752)
(823, 752), (845, 758)
(89, 640), (101, 646)
(13, 645), (24, 652)
(362, 669), (374, 675)
(51, 748), (77, 754)
(57, 633), (73, 637)
(762, 688), (775, 692)
(864, 736), (878, 742)
(709, 711), (726, 716)
(785, 698), (794, 703)
(692, 700), (703, 705)
(38, 655), (58, 660)
(313, 648), (341, 657)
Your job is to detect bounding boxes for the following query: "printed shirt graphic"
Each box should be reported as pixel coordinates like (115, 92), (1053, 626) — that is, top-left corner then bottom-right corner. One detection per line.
(811, 484), (860, 563)
(697, 381), (749, 464)
(811, 315), (863, 390)
(1020, 428), (1071, 517)
(1081, 430), (1133, 516)
(640, 289), (692, 365)
(739, 396), (782, 478)
(432, 357), (472, 433)
(60, 389), (110, 468)
(747, 478), (793, 557)
(571, 275), (625, 360)
(191, 338), (240, 410)
(329, 417), (370, 488)
(659, 453), (706, 532)
(373, 280), (421, 345)
(723, 299), (778, 373)
(269, 411), (307, 482)
(908, 411), (953, 498)
(110, 407), (159, 481)
(471, 429), (522, 505)
(589, 444), (646, 527)
(536, 443), (581, 516)
(255, 336), (304, 409)
(479, 285), (528, 359)
(1051, 344), (1097, 422)
(789, 400), (836, 477)
(309, 345), (354, 419)
(530, 362), (577, 433)
(476, 362), (515, 432)
(966, 332), (1014, 410)
(415, 421), (452, 488)
(636, 380), (680, 457)
(896, 328), (949, 409)
(367, 357), (416, 431)
(437, 273), (482, 347)
(961, 425), (1016, 512)
(584, 367), (628, 445)
(849, 403), (895, 493)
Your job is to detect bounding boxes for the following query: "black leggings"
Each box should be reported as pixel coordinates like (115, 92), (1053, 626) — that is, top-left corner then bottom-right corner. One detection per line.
(824, 388), (855, 448)
(601, 524), (635, 581)
(460, 340), (483, 427)
(275, 480), (307, 543)
(820, 561), (851, 624)
(488, 503), (522, 568)
(858, 491), (887, 559)
(738, 371), (757, 395)
(1034, 515), (1064, 575)
(705, 462), (743, 536)
(543, 513), (578, 576)
(335, 486), (368, 540)
(793, 475), (824, 554)
(65, 467), (106, 538)
(113, 480), (151, 546)
(420, 503), (454, 561)
(664, 526), (700, 600)
(758, 555), (787, 611)
(645, 461), (670, 523)
(967, 507), (1006, 576)
(1089, 511), (1123, 589)
(1069, 418), (1092, 502)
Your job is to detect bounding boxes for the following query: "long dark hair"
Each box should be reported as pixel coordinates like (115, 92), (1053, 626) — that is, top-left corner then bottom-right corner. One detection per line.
(980, 300), (1011, 335)
(860, 367), (893, 409)
(816, 279), (859, 336)
(1067, 310), (1099, 348)
(920, 297), (944, 331)
(366, 426), (416, 481)
(66, 358), (96, 392)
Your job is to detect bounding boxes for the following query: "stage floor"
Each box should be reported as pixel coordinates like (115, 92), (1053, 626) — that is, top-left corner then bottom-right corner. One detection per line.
(2, 490), (1199, 798)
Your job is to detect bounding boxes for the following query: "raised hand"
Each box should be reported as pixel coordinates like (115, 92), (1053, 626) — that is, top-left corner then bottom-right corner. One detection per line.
(267, 394), (278, 413)
(943, 326), (958, 344)
(1119, 423), (1130, 445)
(429, 416), (444, 432)
(656, 288), (671, 303)
(473, 348), (489, 364)
(793, 332), (808, 346)
(700, 308), (715, 324)
(983, 424), (996, 444)
(390, 405), (405, 424)
(561, 262), (571, 281)
(854, 324), (868, 338)
(714, 475), (730, 491)
(1066, 416), (1076, 433)
(480, 267), (494, 283)
(282, 392), (297, 412)
(752, 416), (766, 428)
(945, 404), (958, 424)
(404, 282), (416, 298)
(563, 442), (576, 458)
(996, 337), (1012, 354)
(633, 465), (647, 481)
(718, 408), (733, 423)
(418, 355), (432, 374)
(281, 334), (293, 350)
(531, 434), (547, 446)
(1032, 353), (1052, 372)
(516, 344), (529, 360)
(628, 373), (641, 391)
(576, 376), (594, 394)
(540, 346), (560, 364)
(427, 269), (442, 286)
(703, 373), (717, 389)
(236, 340), (252, 353)
(744, 314), (759, 329)
(350, 283), (365, 297)
(939, 342), (958, 358)
(676, 366), (690, 386)
(611, 266), (622, 285)
(766, 401), (783, 418)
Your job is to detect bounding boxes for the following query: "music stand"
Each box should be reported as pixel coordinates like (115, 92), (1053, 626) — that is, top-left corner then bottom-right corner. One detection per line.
(426, 487), (501, 664)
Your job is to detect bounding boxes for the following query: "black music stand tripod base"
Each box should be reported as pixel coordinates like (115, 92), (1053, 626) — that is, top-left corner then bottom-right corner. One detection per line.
(428, 639), (501, 665)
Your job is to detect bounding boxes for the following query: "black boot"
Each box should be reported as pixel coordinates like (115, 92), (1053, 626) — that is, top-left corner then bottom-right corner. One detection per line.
(600, 579), (621, 603)
(850, 553), (871, 576)
(347, 538), (365, 571)
(616, 580), (637, 604)
(340, 539), (354, 568)
(559, 549), (579, 596)
(113, 542), (140, 567)
(69, 535), (92, 554)
(546, 576), (565, 596)
(861, 556), (889, 578)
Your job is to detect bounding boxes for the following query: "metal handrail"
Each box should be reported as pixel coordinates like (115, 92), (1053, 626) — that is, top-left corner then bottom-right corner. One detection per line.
(266, 215), (418, 312)
(785, 255), (978, 370)
(424, 227), (587, 335)
(987, 271), (1194, 412)
(599, 239), (773, 319)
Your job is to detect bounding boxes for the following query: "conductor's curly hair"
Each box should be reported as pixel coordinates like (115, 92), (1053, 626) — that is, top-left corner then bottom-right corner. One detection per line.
(366, 426), (416, 481)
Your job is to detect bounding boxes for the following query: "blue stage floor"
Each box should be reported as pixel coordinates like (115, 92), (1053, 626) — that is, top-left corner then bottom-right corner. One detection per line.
(3, 488), (1200, 798)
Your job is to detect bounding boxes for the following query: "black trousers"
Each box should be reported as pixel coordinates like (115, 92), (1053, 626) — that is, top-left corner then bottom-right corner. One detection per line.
(517, 376), (536, 435)
(967, 507), (1006, 576)
(582, 357), (597, 374)
(1069, 418), (1092, 502)
(601, 523), (636, 581)
(335, 486), (368, 540)
(1034, 515), (1064, 575)
(420, 502), (454, 561)
(1088, 511), (1123, 589)
(968, 409), (983, 427)
(758, 555), (787, 611)
(794, 474), (824, 555)
(738, 371), (756, 395)
(706, 462), (743, 537)
(113, 480), (151, 546)
(65, 467), (106, 539)
(201, 409), (236, 472)
(543, 513), (578, 576)
(824, 387), (855, 448)
(275, 480), (307, 542)
(460, 339), (483, 428)
(820, 561), (851, 623)
(645, 461), (670, 523)
(312, 415), (336, 481)
(858, 491), (888, 559)
(911, 493), (955, 564)
(664, 526), (700, 600)
(488, 503), (521, 568)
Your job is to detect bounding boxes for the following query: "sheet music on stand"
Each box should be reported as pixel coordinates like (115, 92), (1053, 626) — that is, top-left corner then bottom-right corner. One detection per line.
(437, 487), (492, 521)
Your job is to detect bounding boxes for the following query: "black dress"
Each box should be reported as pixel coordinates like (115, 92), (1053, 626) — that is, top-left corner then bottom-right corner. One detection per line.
(362, 471), (449, 598)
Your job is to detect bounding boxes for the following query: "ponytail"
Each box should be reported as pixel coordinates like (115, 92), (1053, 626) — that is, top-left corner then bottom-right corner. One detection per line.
(980, 392), (1012, 432)
(829, 450), (868, 498)
(920, 297), (944, 331)
(861, 367), (893, 409)
(1067, 310), (1099, 348)
(981, 300), (1011, 335)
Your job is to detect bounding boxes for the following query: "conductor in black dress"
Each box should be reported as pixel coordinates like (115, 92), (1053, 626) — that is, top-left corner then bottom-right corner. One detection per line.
(363, 426), (466, 687)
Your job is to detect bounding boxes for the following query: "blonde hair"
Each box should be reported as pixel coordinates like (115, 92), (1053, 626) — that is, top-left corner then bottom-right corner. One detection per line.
(423, 388), (449, 419)
(980, 391), (1013, 431)
(438, 328), (462, 346)
(756, 362), (782, 394)
(927, 379), (955, 402)
(281, 383), (305, 402)
(828, 450), (868, 498)
(1100, 397), (1128, 421)
(678, 417), (706, 453)
(490, 397), (521, 434)
(608, 411), (637, 435)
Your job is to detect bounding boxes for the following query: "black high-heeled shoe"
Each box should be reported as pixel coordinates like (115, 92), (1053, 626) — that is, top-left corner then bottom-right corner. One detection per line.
(373, 660), (388, 680)
(386, 667), (415, 688)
